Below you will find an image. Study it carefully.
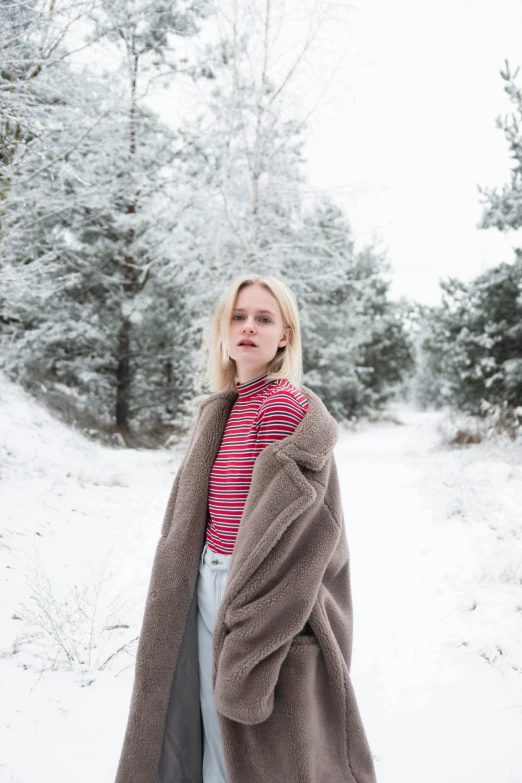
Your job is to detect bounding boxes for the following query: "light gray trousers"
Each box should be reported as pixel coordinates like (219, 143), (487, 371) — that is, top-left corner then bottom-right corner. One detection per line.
(197, 542), (233, 783)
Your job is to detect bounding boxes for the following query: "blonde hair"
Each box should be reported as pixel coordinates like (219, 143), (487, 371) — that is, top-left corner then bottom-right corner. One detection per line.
(205, 273), (305, 393)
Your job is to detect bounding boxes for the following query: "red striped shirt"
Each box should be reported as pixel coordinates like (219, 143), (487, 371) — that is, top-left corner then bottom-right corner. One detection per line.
(205, 373), (308, 555)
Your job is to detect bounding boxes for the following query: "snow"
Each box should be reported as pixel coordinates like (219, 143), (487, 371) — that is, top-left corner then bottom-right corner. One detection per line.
(1, 372), (521, 782)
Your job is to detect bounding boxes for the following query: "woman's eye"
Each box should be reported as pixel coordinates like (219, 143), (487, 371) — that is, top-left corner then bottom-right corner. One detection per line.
(232, 315), (270, 323)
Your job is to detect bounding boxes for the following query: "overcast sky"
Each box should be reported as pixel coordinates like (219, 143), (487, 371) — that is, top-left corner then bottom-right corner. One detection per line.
(301, 0), (522, 305)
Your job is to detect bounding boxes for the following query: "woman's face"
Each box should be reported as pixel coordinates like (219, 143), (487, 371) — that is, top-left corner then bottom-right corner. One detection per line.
(228, 283), (291, 383)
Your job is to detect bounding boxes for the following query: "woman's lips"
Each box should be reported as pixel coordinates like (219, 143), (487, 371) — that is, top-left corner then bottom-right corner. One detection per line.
(239, 344), (256, 348)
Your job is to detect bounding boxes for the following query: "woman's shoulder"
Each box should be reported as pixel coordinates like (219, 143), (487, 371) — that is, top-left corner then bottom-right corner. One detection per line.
(259, 378), (309, 419)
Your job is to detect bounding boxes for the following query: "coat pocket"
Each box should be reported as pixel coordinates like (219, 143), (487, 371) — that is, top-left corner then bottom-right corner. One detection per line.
(219, 638), (356, 783)
(268, 639), (351, 782)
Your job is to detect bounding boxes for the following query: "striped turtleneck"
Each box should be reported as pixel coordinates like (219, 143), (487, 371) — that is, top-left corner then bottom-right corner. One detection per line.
(205, 372), (308, 555)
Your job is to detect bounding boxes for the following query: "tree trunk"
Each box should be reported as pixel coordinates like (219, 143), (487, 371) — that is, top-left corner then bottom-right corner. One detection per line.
(116, 51), (139, 444)
(116, 317), (132, 445)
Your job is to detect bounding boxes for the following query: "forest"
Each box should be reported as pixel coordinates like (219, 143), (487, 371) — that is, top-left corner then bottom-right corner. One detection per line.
(1, 1), (521, 447)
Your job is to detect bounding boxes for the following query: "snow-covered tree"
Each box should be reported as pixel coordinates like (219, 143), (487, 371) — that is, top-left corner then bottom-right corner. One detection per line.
(478, 60), (522, 233)
(1, 0), (213, 445)
(422, 60), (522, 414)
(417, 256), (522, 413)
(0, 0), (97, 244)
(292, 200), (415, 417)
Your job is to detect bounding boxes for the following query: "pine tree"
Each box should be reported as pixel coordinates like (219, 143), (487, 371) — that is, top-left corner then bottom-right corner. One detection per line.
(417, 257), (522, 413)
(294, 200), (415, 417)
(1, 0), (213, 445)
(478, 60), (522, 233)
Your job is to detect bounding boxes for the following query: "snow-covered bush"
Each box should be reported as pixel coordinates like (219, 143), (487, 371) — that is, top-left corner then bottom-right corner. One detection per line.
(11, 554), (138, 683)
(437, 401), (522, 446)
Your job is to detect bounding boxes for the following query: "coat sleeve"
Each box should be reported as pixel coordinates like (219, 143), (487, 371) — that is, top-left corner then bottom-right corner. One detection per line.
(213, 489), (342, 725)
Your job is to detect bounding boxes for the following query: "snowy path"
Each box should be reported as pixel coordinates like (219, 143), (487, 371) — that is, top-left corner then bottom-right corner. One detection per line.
(1, 378), (521, 782)
(343, 409), (522, 782)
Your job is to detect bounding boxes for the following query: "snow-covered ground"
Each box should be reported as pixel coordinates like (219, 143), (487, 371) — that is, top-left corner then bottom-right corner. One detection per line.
(1, 371), (521, 783)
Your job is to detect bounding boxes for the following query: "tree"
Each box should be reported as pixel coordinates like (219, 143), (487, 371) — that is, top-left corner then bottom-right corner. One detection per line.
(416, 256), (522, 413)
(293, 200), (414, 417)
(82, 0), (212, 442)
(173, 0), (352, 392)
(1, 0), (213, 445)
(478, 59), (522, 234)
(0, 0), (98, 246)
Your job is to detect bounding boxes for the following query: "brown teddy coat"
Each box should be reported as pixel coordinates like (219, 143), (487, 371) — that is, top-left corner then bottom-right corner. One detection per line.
(114, 384), (378, 783)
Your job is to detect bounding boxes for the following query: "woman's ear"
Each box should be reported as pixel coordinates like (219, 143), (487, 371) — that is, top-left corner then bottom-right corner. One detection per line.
(279, 326), (292, 347)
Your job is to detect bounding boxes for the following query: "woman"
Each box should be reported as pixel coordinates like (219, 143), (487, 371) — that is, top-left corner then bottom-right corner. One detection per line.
(114, 273), (377, 783)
